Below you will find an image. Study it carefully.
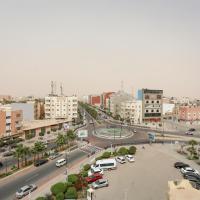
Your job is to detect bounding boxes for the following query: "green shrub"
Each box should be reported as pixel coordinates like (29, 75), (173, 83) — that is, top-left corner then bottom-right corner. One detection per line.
(129, 146), (137, 155)
(36, 197), (46, 200)
(65, 187), (78, 199)
(66, 181), (73, 188)
(39, 132), (45, 136)
(83, 164), (91, 171)
(118, 147), (128, 155)
(56, 192), (64, 200)
(81, 170), (88, 177)
(95, 156), (102, 161)
(67, 174), (78, 184)
(102, 151), (111, 158)
(51, 182), (66, 195)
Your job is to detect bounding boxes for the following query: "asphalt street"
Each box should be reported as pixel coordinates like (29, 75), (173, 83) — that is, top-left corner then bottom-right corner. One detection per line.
(0, 149), (87, 200)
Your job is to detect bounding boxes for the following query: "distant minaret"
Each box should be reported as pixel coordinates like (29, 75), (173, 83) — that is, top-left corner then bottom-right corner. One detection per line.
(54, 82), (57, 95)
(51, 81), (54, 95)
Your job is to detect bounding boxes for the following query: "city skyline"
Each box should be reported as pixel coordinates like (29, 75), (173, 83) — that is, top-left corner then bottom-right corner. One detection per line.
(0, 0), (200, 98)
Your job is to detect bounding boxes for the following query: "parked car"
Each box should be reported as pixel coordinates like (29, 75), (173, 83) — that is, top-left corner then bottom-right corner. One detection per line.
(3, 151), (14, 157)
(85, 173), (103, 184)
(34, 159), (48, 167)
(125, 155), (135, 162)
(0, 162), (3, 168)
(189, 128), (196, 132)
(133, 129), (137, 133)
(92, 179), (109, 189)
(116, 156), (126, 164)
(49, 152), (62, 160)
(16, 184), (37, 199)
(185, 131), (193, 135)
(88, 168), (104, 176)
(174, 162), (190, 169)
(183, 172), (200, 180)
(181, 167), (199, 175)
(184, 175), (200, 183)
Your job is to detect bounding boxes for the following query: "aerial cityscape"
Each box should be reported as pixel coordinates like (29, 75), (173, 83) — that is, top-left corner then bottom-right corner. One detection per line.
(0, 1), (200, 200)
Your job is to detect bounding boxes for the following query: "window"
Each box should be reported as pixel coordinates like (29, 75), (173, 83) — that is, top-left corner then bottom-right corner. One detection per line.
(157, 100), (159, 104)
(151, 110), (154, 112)
(157, 109), (159, 112)
(146, 110), (149, 113)
(152, 101), (154, 104)
(146, 101), (149, 104)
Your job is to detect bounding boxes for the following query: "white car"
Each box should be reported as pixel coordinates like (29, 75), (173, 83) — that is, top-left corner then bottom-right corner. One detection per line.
(92, 179), (109, 189)
(133, 129), (137, 133)
(116, 156), (126, 164)
(88, 168), (104, 176)
(125, 155), (135, 162)
(16, 184), (37, 199)
(180, 167), (199, 175)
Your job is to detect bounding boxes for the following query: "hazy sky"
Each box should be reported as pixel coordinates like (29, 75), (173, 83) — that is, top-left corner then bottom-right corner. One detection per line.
(0, 0), (200, 98)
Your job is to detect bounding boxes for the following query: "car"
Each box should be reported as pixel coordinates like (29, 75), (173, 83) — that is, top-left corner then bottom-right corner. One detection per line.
(3, 151), (14, 157)
(49, 152), (62, 160)
(189, 128), (196, 132)
(125, 155), (135, 162)
(185, 131), (193, 135)
(34, 159), (48, 167)
(92, 179), (109, 189)
(180, 167), (199, 175)
(174, 162), (190, 169)
(88, 168), (104, 176)
(116, 156), (126, 164)
(0, 162), (3, 168)
(85, 173), (103, 184)
(184, 175), (200, 183)
(183, 172), (200, 180)
(16, 184), (37, 199)
(133, 129), (137, 133)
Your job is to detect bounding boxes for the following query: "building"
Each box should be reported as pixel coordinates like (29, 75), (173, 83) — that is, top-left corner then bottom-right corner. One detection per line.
(45, 95), (78, 121)
(178, 105), (200, 123)
(168, 180), (200, 200)
(0, 95), (12, 102)
(101, 92), (115, 110)
(139, 89), (163, 127)
(89, 95), (101, 107)
(163, 103), (175, 115)
(0, 105), (23, 138)
(11, 102), (35, 121)
(119, 100), (142, 124)
(109, 91), (133, 117)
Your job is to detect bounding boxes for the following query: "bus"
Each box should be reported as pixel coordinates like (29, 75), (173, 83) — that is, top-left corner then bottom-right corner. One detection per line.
(91, 159), (117, 171)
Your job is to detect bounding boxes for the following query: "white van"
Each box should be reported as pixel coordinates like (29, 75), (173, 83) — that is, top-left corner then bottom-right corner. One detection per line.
(91, 159), (117, 171)
(56, 159), (66, 167)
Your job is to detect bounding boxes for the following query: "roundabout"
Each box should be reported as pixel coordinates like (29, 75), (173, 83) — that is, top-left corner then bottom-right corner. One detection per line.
(92, 127), (134, 140)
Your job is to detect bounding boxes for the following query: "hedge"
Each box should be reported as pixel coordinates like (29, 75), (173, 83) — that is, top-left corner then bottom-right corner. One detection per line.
(83, 164), (90, 171)
(35, 197), (46, 200)
(118, 147), (129, 155)
(102, 151), (111, 159)
(68, 174), (78, 184)
(129, 146), (137, 155)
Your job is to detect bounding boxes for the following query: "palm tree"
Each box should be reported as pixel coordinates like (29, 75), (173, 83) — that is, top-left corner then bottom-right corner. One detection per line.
(14, 144), (24, 169)
(23, 146), (31, 166)
(34, 141), (46, 159)
(67, 130), (76, 146)
(56, 134), (66, 150)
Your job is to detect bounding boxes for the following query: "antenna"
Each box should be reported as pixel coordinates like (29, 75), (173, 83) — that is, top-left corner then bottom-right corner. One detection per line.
(51, 81), (54, 95)
(60, 83), (63, 96)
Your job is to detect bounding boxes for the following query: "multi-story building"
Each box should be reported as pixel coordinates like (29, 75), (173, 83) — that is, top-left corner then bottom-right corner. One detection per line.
(119, 100), (142, 125)
(45, 95), (78, 121)
(109, 91), (133, 117)
(89, 95), (101, 107)
(138, 89), (163, 127)
(0, 105), (23, 138)
(101, 92), (115, 110)
(178, 105), (200, 122)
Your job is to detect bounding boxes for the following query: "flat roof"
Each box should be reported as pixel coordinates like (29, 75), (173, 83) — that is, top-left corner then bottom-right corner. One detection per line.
(23, 119), (69, 131)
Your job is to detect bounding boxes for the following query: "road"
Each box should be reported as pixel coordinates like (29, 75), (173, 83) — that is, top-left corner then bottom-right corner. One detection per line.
(0, 149), (87, 200)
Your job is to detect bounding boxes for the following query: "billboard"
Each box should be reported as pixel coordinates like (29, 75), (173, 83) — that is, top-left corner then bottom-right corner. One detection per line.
(77, 130), (88, 138)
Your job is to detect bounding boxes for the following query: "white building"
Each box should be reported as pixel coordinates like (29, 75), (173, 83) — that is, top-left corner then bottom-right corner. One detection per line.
(163, 103), (175, 115)
(119, 100), (142, 125)
(45, 95), (78, 121)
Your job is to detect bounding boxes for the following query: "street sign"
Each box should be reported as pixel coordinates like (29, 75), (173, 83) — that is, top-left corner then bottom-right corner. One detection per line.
(77, 130), (88, 138)
(148, 132), (155, 142)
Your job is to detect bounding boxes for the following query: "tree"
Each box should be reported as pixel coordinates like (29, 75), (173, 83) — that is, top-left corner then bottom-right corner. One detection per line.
(118, 147), (129, 155)
(14, 144), (24, 169)
(128, 146), (137, 155)
(56, 192), (64, 200)
(65, 187), (78, 199)
(56, 134), (66, 150)
(23, 146), (31, 166)
(34, 141), (46, 159)
(67, 174), (78, 184)
(188, 140), (198, 147)
(51, 182), (66, 196)
(67, 130), (76, 146)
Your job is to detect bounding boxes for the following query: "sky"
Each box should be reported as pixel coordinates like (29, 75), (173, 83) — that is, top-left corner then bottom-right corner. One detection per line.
(0, 0), (200, 98)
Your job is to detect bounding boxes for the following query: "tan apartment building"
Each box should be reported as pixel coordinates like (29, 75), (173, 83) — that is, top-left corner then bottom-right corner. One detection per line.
(0, 105), (23, 138)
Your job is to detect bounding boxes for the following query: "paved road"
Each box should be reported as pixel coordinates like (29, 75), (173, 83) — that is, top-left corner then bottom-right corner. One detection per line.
(0, 149), (87, 200)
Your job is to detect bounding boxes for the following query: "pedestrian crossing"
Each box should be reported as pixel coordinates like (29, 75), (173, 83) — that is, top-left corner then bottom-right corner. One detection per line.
(79, 144), (103, 155)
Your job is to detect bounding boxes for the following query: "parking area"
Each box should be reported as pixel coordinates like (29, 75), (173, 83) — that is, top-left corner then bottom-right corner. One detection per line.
(94, 144), (184, 200)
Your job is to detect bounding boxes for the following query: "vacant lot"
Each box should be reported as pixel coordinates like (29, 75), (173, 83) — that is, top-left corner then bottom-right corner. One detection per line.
(95, 144), (184, 200)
